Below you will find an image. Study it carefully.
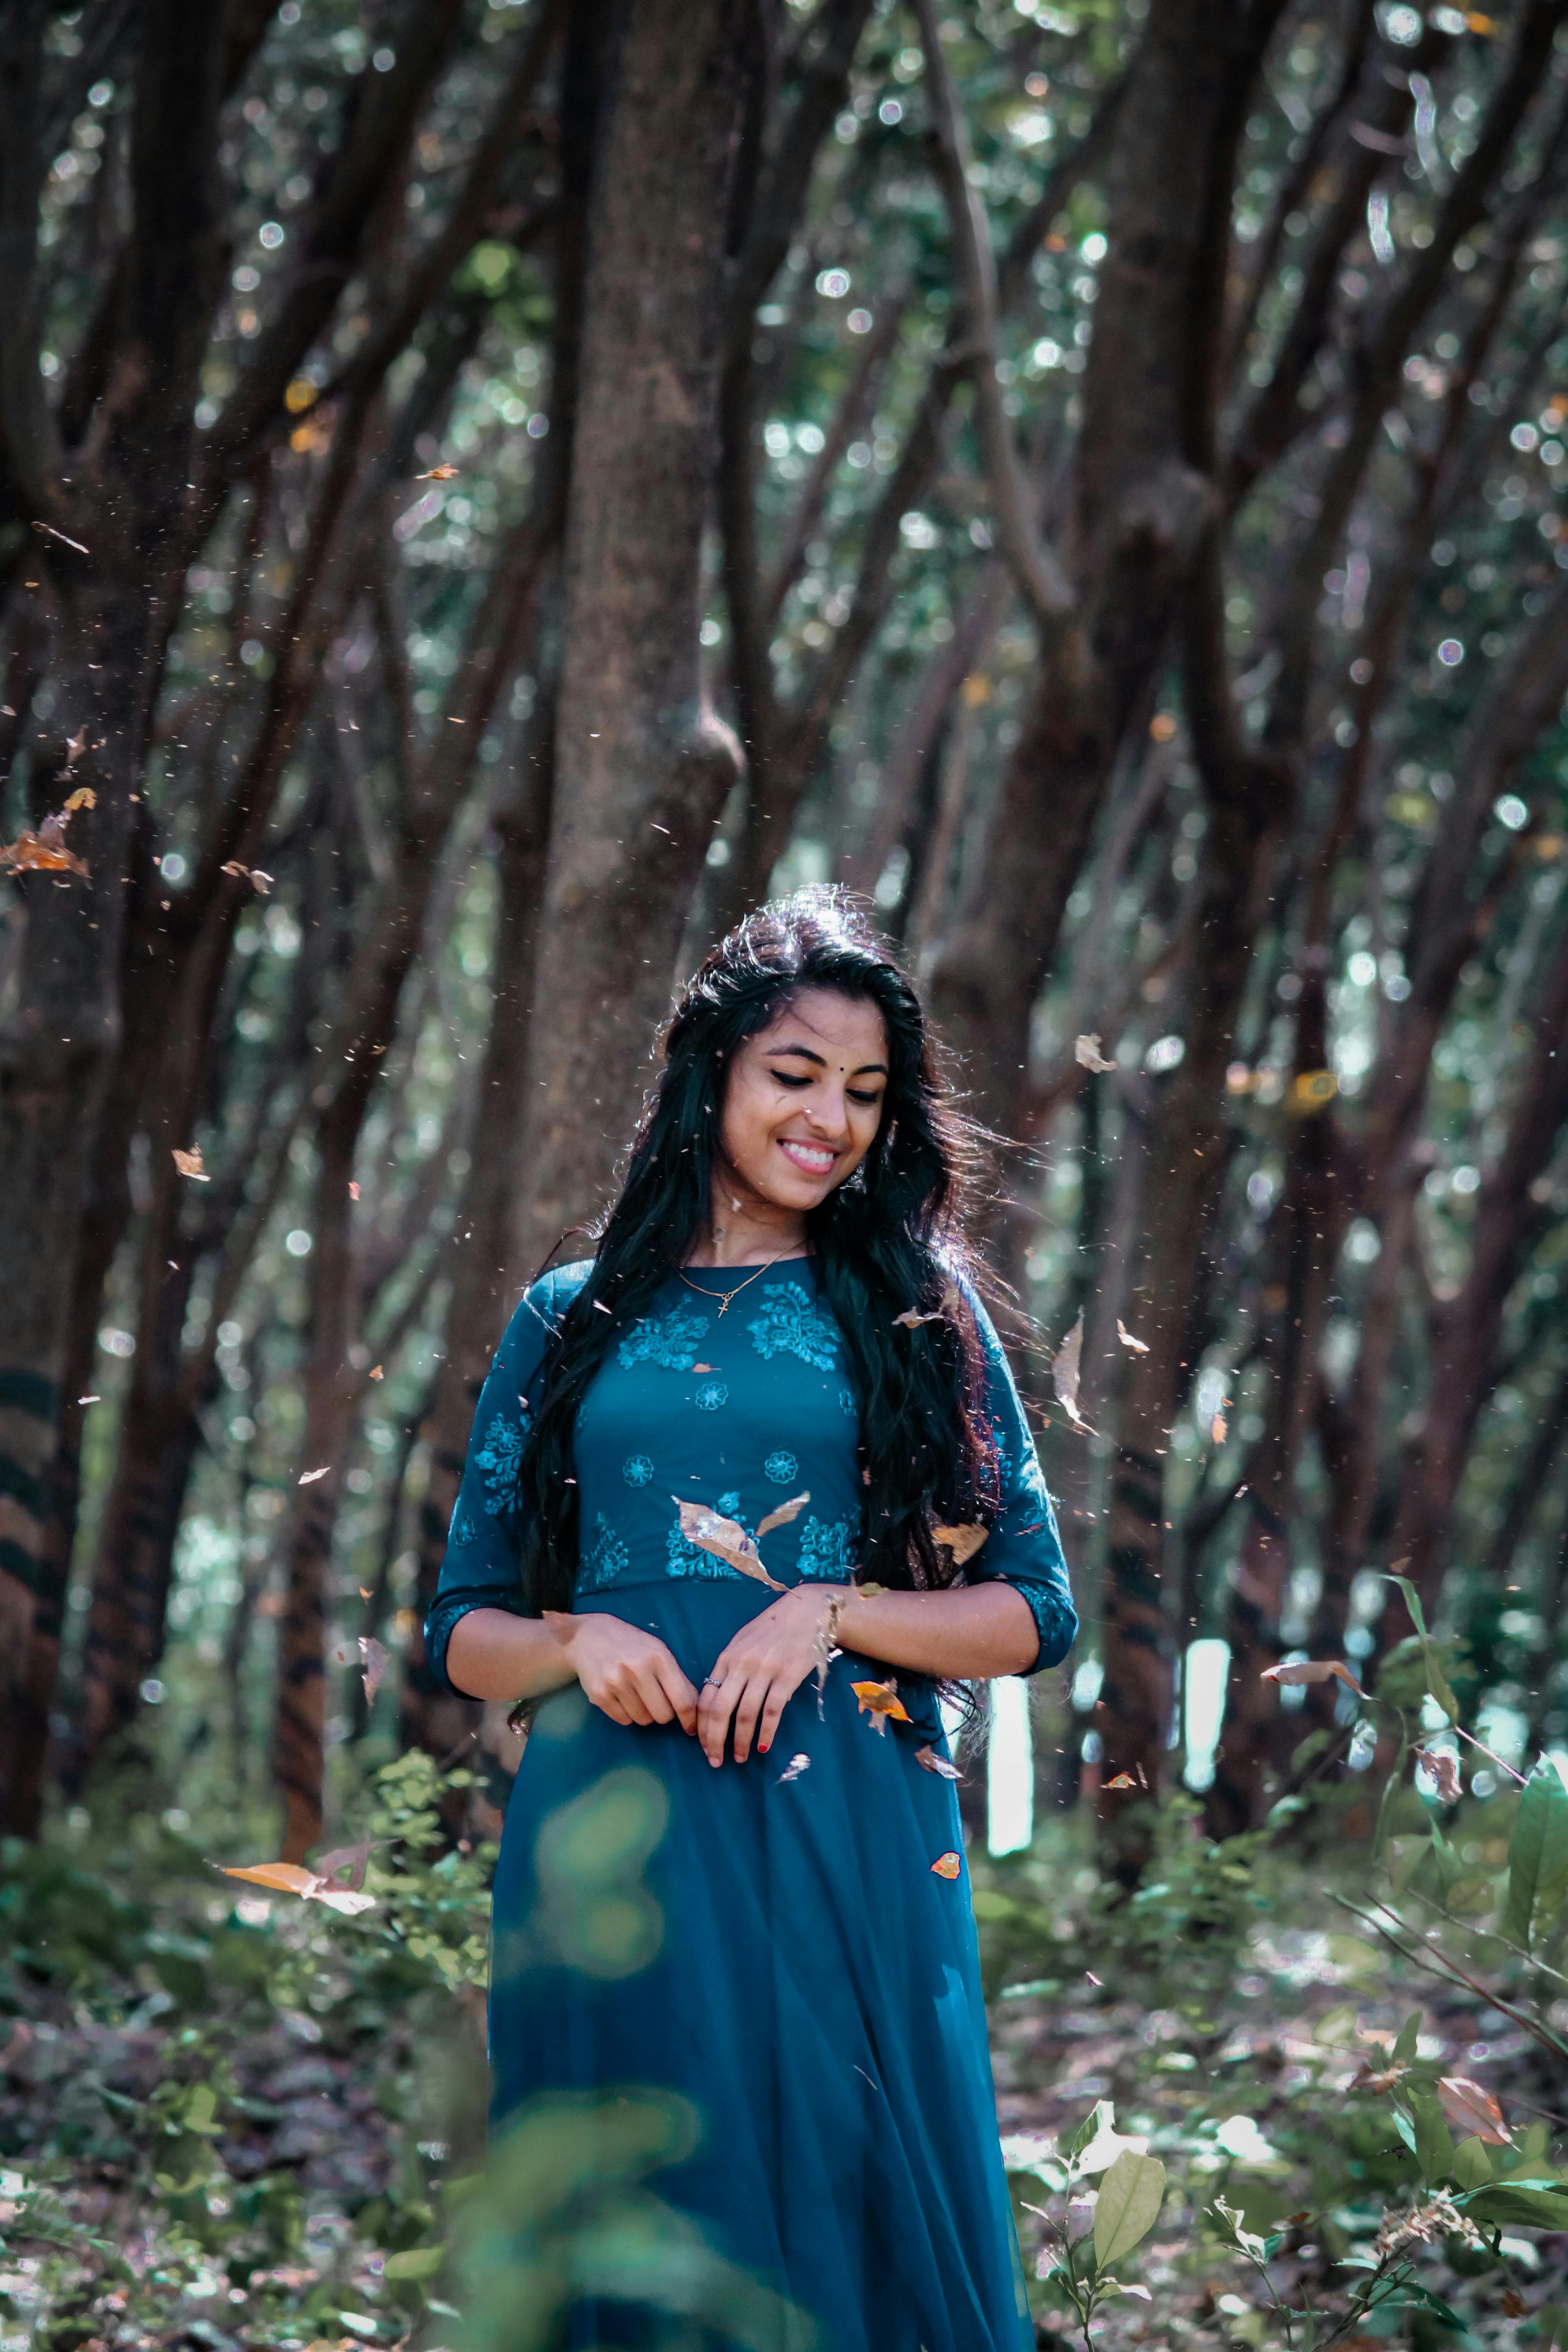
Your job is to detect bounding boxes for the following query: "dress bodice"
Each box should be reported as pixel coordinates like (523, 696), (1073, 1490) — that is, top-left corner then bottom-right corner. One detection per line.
(427, 1257), (1076, 1682)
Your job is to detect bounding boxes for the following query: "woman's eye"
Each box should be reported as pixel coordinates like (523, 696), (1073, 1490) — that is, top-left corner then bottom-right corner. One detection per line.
(848, 1091), (882, 1107)
(771, 1071), (812, 1089)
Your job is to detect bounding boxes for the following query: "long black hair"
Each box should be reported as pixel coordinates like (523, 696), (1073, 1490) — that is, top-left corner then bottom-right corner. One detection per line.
(514, 889), (1002, 1612)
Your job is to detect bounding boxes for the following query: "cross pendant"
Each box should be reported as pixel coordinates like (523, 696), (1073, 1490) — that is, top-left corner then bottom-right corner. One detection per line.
(716, 1294), (733, 1316)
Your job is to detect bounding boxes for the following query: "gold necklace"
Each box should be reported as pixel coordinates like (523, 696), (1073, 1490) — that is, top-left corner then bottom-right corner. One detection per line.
(675, 1250), (795, 1318)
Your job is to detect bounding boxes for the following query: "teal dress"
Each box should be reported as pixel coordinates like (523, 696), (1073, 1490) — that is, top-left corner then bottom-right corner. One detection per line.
(427, 1257), (1075, 2350)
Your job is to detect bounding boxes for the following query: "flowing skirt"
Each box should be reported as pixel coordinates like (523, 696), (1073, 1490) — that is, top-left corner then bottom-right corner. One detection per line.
(487, 1579), (1034, 2352)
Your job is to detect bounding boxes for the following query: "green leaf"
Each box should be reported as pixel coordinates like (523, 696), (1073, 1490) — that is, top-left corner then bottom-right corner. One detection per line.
(1533, 2300), (1568, 2348)
(1407, 2092), (1455, 2187)
(1068, 2100), (1114, 2161)
(1451, 2136), (1493, 2190)
(1503, 1758), (1568, 1946)
(381, 2245), (445, 2281)
(1392, 2012), (1423, 2063)
(1460, 2184), (1568, 2231)
(1387, 1573), (1459, 1720)
(1093, 2150), (1166, 2271)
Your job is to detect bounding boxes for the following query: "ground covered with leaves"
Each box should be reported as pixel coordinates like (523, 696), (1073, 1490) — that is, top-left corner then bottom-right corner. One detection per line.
(8, 1760), (1568, 2352)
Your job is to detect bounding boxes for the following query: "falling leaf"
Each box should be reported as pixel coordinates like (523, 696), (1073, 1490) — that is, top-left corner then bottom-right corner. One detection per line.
(1104, 1772), (1138, 1790)
(852, 1678), (910, 1733)
(62, 786), (94, 813)
(78, 1394), (100, 1405)
(1437, 2077), (1512, 2145)
(1, 799), (90, 876)
(172, 1145), (209, 1181)
(1290, 1068), (1338, 1114)
(299, 1466), (330, 1486)
(312, 1838), (374, 1892)
(930, 1851), (962, 1878)
(1210, 1412), (1227, 1445)
(360, 1637), (388, 1704)
(1502, 2289), (1529, 2318)
(348, 1181), (360, 1201)
(1052, 1312), (1096, 1434)
(1415, 1744), (1462, 1803)
(359, 1587), (371, 1600)
(916, 1745), (963, 1781)
(1261, 1658), (1365, 1698)
(933, 1523), (988, 1566)
(777, 1753), (811, 1783)
(31, 518), (89, 555)
(1117, 1320), (1149, 1355)
(220, 862), (273, 893)
(1074, 1034), (1116, 1074)
(217, 1859), (377, 1915)
(416, 464), (460, 480)
(691, 1362), (715, 1373)
(674, 1496), (784, 1589)
(756, 1490), (810, 1540)
(894, 1279), (962, 1329)
(369, 1364), (384, 1380)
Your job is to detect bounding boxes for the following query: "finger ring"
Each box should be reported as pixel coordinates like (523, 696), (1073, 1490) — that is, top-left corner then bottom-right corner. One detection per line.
(703, 1677), (721, 1689)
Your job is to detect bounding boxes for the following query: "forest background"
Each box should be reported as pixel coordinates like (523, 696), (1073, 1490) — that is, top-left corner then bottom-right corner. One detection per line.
(5, 0), (1568, 2346)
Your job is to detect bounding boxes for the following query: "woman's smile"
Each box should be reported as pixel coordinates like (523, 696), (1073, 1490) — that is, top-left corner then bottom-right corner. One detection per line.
(777, 1136), (838, 1175)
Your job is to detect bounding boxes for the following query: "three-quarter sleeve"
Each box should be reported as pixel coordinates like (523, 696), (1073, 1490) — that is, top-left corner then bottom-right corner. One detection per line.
(424, 1267), (581, 1693)
(963, 1292), (1078, 1674)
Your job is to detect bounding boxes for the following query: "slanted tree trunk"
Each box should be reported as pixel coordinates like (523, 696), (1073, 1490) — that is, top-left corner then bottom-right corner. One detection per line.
(512, 0), (749, 1267)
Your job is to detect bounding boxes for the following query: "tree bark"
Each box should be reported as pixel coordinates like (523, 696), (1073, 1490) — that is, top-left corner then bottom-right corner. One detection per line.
(512, 0), (749, 1267)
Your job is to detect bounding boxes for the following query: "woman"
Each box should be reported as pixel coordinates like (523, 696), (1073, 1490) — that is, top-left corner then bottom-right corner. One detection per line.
(427, 893), (1076, 2350)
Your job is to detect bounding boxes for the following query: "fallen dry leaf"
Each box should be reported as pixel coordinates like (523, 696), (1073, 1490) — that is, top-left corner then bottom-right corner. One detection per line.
(930, 1851), (962, 1879)
(1261, 1657), (1365, 1698)
(416, 463), (461, 481)
(32, 518), (89, 554)
(777, 1753), (810, 1783)
(369, 1364), (384, 1380)
(312, 1838), (374, 1893)
(1053, 1310), (1096, 1434)
(933, 1523), (989, 1566)
(172, 1145), (209, 1181)
(359, 1637), (389, 1705)
(216, 1859), (376, 1915)
(1117, 1319), (1149, 1354)
(852, 1678), (910, 1733)
(1351, 2059), (1409, 2092)
(1437, 2077), (1512, 2145)
(894, 1279), (962, 1329)
(348, 1181), (359, 1201)
(1502, 2288), (1528, 2318)
(691, 1362), (715, 1373)
(299, 1466), (330, 1486)
(1415, 1743), (1462, 1803)
(1104, 1772), (1138, 1790)
(674, 1496), (784, 1590)
(1211, 1412), (1227, 1445)
(916, 1745), (963, 1781)
(755, 1490), (811, 1541)
(1, 797), (90, 877)
(220, 862), (273, 893)
(1075, 1034), (1116, 1074)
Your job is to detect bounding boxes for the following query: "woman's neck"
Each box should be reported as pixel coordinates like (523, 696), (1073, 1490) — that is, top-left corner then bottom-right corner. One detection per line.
(685, 1171), (809, 1269)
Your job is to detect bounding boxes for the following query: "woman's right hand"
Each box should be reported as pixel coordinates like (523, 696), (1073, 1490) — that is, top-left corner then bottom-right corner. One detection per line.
(543, 1609), (699, 1734)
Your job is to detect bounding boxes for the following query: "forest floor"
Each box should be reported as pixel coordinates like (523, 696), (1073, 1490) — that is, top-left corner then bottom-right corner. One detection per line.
(4, 1777), (1568, 2352)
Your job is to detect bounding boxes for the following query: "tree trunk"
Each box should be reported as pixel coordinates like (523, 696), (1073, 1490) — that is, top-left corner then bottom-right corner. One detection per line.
(512, 0), (748, 1268)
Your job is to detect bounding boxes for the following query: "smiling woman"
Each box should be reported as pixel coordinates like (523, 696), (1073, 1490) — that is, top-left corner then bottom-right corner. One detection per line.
(427, 891), (1076, 2350)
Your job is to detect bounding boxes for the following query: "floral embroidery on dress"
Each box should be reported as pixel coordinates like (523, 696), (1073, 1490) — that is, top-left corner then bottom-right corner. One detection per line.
(578, 1512), (630, 1593)
(717, 1490), (741, 1516)
(797, 1514), (857, 1580)
(617, 1305), (710, 1372)
(748, 1281), (839, 1372)
(764, 1450), (798, 1485)
(473, 1407), (528, 1515)
(837, 1386), (858, 1417)
(622, 1454), (655, 1487)
(695, 1381), (729, 1412)
(448, 1505), (479, 1547)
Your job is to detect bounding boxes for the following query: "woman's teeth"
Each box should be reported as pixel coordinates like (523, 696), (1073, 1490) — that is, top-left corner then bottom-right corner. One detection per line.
(779, 1139), (836, 1174)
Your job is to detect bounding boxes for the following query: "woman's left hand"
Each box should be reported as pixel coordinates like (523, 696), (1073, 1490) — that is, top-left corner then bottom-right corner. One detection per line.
(697, 1584), (848, 1767)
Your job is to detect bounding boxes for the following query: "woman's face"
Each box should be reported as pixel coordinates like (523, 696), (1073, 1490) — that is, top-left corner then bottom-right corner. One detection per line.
(716, 988), (890, 1219)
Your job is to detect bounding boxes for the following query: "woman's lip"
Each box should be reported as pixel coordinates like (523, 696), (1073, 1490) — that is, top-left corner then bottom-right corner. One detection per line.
(777, 1138), (837, 1173)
